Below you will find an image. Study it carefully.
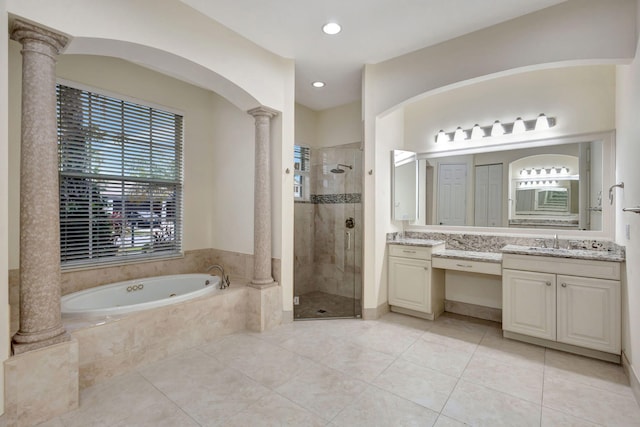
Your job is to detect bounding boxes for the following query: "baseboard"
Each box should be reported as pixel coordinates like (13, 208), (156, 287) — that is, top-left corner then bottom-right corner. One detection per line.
(389, 305), (435, 321)
(622, 351), (640, 407)
(362, 302), (390, 320)
(503, 330), (620, 364)
(445, 300), (502, 323)
(282, 310), (294, 324)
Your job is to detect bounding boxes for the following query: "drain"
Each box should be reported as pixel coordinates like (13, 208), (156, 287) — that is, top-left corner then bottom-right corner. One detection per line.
(317, 309), (327, 314)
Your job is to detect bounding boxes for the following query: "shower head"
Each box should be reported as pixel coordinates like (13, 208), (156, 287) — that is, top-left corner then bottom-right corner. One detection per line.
(330, 164), (353, 174)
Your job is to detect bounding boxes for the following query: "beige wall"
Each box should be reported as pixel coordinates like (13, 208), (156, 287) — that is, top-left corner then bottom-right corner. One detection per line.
(6, 0), (296, 319)
(374, 109), (405, 308)
(1, 0), (9, 414)
(295, 101), (362, 149)
(362, 0), (637, 318)
(7, 48), (259, 268)
(295, 103), (318, 148)
(6, 0), (289, 112)
(615, 0), (640, 397)
(404, 65), (616, 155)
(317, 101), (362, 148)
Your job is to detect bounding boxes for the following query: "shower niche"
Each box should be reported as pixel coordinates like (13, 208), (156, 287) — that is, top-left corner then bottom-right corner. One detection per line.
(293, 143), (362, 319)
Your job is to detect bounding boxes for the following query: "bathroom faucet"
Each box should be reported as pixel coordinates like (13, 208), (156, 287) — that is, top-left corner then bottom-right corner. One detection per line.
(206, 264), (230, 289)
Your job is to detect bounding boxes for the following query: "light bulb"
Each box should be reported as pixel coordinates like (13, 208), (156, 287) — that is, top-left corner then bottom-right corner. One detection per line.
(471, 124), (484, 140)
(512, 117), (526, 134)
(535, 113), (549, 131)
(436, 130), (448, 143)
(322, 22), (342, 35)
(491, 120), (504, 136)
(453, 127), (466, 141)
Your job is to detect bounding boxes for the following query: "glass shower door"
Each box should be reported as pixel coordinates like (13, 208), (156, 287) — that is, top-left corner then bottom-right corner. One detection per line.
(293, 146), (362, 319)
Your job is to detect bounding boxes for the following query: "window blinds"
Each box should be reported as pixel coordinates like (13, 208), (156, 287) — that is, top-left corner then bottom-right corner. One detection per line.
(57, 84), (183, 267)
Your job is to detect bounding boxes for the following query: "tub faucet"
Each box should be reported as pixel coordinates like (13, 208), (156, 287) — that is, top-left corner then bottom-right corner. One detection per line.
(206, 264), (230, 289)
(553, 234), (560, 249)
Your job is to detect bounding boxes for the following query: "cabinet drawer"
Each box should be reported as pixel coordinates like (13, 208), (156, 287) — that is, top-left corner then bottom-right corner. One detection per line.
(389, 244), (434, 260)
(502, 254), (620, 280)
(432, 257), (501, 276)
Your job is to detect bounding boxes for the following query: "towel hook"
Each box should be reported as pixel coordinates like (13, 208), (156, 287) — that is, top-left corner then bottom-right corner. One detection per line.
(608, 182), (624, 205)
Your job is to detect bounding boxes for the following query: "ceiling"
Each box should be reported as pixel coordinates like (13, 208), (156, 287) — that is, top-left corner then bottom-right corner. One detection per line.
(180, 0), (567, 111)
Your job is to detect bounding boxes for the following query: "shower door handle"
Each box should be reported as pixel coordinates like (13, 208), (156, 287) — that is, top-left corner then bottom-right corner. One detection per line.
(346, 231), (351, 250)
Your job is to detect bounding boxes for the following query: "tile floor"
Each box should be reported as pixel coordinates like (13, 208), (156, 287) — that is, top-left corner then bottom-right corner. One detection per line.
(294, 291), (361, 319)
(24, 313), (640, 426)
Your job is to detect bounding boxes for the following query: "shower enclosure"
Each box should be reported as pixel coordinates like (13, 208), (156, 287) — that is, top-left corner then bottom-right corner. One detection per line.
(293, 143), (362, 319)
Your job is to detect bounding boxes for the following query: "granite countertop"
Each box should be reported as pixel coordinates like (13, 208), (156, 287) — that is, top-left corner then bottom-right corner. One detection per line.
(431, 249), (502, 263)
(501, 244), (625, 262)
(387, 237), (446, 247)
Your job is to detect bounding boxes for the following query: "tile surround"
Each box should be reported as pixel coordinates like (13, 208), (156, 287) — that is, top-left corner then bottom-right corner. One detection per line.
(294, 144), (363, 319)
(4, 340), (79, 427)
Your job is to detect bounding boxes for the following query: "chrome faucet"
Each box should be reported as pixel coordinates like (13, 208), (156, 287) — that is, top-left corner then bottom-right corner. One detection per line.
(206, 264), (230, 289)
(552, 234), (560, 249)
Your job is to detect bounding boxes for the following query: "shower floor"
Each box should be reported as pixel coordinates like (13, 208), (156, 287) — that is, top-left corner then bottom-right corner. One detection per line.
(294, 291), (361, 319)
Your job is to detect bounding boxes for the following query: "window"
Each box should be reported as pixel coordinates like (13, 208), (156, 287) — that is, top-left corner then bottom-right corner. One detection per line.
(57, 83), (183, 267)
(294, 145), (310, 200)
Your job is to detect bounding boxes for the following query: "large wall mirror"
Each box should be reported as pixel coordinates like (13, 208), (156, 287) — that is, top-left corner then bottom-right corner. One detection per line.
(400, 132), (614, 233)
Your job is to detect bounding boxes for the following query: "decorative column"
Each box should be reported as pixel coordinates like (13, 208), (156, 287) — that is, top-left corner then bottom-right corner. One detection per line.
(11, 20), (70, 354)
(248, 106), (278, 286)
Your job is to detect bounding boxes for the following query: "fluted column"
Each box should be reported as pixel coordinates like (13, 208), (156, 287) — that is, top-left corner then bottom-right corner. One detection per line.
(248, 106), (278, 286)
(11, 20), (70, 354)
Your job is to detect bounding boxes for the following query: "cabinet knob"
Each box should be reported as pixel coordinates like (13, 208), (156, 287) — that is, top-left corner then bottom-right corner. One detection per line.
(561, 283), (567, 287)
(546, 281), (551, 286)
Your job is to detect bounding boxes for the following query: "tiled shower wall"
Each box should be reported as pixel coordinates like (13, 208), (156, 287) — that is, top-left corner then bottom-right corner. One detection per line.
(294, 143), (363, 303)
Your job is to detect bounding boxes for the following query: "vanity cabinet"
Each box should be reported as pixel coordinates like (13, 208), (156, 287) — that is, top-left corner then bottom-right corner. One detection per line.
(388, 244), (445, 320)
(502, 254), (621, 355)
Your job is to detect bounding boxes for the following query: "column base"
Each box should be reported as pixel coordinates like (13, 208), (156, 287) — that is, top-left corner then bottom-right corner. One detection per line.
(12, 329), (70, 355)
(250, 277), (275, 286)
(5, 338), (79, 426)
(246, 282), (282, 332)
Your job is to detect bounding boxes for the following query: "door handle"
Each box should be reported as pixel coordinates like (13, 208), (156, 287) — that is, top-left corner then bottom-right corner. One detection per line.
(346, 231), (351, 250)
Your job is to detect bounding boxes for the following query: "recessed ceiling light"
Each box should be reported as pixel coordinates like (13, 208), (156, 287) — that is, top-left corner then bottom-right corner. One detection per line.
(322, 22), (341, 35)
(312, 81), (325, 88)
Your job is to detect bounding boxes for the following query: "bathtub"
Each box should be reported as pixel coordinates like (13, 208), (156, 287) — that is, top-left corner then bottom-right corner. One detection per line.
(61, 273), (222, 317)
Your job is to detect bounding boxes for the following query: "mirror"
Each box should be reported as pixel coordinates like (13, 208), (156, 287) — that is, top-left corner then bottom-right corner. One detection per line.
(391, 150), (417, 221)
(405, 134), (610, 231)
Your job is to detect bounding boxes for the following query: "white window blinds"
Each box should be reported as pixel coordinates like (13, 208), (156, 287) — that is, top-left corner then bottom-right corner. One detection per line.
(57, 84), (183, 267)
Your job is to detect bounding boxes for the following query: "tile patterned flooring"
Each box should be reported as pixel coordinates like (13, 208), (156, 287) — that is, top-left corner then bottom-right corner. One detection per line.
(29, 313), (640, 426)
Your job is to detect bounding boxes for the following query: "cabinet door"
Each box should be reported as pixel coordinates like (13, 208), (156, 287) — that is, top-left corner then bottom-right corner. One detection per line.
(388, 256), (431, 313)
(503, 269), (556, 340)
(557, 275), (621, 354)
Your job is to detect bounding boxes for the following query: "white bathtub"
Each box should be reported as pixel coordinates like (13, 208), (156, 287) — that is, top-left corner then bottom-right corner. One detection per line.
(61, 273), (222, 317)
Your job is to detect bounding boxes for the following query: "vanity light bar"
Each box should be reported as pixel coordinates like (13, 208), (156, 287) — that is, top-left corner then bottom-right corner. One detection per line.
(518, 180), (560, 188)
(519, 166), (570, 178)
(435, 114), (556, 143)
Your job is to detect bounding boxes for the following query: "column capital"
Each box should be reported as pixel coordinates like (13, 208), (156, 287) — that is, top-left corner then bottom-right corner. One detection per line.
(248, 106), (279, 119)
(10, 19), (69, 56)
